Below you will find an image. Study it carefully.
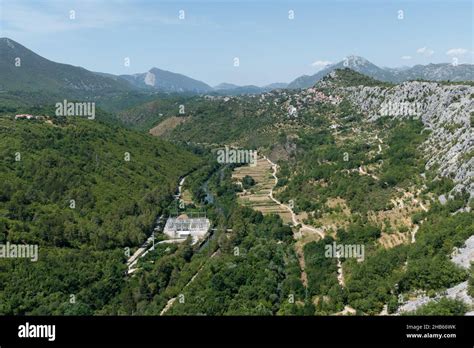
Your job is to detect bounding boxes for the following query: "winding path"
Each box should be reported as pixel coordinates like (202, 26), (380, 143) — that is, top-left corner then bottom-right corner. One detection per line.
(262, 156), (340, 287)
(264, 156), (325, 238)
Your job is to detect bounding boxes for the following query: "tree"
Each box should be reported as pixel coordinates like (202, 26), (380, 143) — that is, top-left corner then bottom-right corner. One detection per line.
(241, 175), (255, 190)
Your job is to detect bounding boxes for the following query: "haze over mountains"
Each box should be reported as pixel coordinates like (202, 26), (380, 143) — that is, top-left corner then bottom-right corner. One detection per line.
(1, 38), (473, 97)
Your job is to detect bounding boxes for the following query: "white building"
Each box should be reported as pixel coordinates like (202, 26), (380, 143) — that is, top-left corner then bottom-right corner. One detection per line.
(163, 214), (210, 241)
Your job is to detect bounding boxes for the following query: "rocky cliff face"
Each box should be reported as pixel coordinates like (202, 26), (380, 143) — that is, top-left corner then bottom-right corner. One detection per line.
(322, 73), (473, 198)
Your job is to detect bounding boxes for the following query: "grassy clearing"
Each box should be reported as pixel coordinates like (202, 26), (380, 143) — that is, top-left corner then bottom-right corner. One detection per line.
(149, 116), (188, 137)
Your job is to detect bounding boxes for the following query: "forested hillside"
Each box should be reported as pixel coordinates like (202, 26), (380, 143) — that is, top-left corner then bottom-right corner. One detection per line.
(0, 116), (202, 314)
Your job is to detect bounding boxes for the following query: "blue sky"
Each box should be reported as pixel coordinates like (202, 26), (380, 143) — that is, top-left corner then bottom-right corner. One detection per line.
(1, 0), (473, 86)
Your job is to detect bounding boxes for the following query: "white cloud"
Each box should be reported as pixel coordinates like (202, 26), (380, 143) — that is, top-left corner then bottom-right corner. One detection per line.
(446, 48), (468, 56)
(401, 55), (412, 60)
(311, 60), (332, 68)
(416, 47), (434, 57)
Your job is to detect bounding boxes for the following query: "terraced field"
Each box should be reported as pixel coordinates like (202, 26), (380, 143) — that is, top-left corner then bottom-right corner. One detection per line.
(232, 157), (293, 224)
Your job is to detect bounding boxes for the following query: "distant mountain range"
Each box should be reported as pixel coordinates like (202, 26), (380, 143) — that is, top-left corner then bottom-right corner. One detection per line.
(1, 38), (473, 97)
(0, 38), (131, 97)
(118, 71), (288, 95)
(120, 67), (213, 93)
(211, 82), (289, 95)
(287, 55), (474, 88)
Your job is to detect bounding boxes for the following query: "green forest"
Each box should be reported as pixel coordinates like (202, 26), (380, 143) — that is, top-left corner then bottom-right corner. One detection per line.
(0, 116), (201, 314)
